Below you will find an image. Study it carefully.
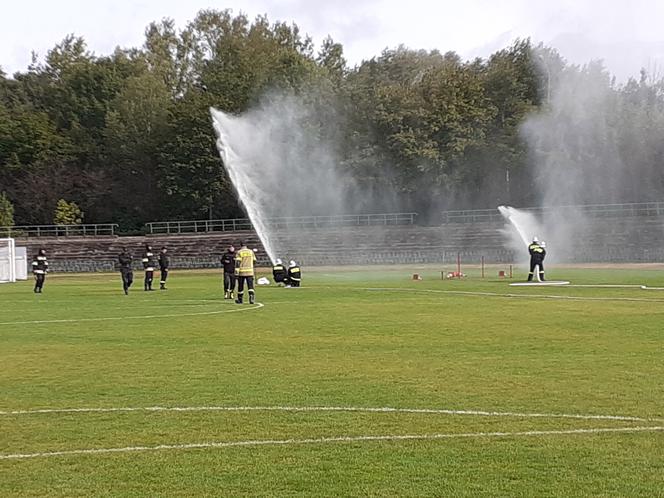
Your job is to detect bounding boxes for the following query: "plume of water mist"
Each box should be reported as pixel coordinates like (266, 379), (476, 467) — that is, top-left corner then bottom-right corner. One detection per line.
(517, 51), (660, 262)
(210, 92), (354, 264)
(524, 59), (625, 207)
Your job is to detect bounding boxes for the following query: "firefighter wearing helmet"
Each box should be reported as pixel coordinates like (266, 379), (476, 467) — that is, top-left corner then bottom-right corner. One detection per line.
(527, 237), (546, 282)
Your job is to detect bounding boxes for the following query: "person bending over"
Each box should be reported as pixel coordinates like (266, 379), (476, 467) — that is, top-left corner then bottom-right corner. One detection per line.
(287, 260), (302, 288)
(272, 258), (287, 286)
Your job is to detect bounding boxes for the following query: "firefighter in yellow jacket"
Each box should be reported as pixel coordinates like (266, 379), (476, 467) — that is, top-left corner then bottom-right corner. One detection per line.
(234, 241), (256, 304)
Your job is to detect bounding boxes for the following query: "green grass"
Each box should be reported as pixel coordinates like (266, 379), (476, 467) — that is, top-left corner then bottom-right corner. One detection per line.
(1, 266), (663, 497)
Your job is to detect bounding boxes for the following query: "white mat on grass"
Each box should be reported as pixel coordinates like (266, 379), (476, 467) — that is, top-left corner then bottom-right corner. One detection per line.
(510, 281), (570, 286)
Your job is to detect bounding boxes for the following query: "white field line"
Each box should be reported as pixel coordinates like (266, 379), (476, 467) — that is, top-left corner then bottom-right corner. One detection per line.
(0, 298), (227, 307)
(2, 405), (662, 423)
(364, 287), (664, 303)
(0, 303), (264, 326)
(1, 426), (662, 460)
(567, 284), (645, 288)
(119, 299), (222, 304)
(0, 302), (223, 314)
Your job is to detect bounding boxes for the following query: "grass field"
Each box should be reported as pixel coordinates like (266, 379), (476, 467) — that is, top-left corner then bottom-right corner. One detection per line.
(1, 265), (663, 497)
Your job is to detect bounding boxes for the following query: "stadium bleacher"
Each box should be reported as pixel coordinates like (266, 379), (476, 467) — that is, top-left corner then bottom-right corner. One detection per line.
(11, 215), (664, 272)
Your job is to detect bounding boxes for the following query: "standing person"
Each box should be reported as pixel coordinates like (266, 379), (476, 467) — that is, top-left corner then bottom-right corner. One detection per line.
(220, 245), (236, 299)
(31, 248), (48, 293)
(527, 237), (546, 282)
(118, 247), (134, 295)
(234, 241), (256, 304)
(142, 244), (157, 291)
(287, 260), (302, 287)
(158, 247), (170, 290)
(272, 258), (287, 286)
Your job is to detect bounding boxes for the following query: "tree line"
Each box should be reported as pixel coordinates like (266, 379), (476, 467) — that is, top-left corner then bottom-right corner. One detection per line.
(1, 9), (663, 229)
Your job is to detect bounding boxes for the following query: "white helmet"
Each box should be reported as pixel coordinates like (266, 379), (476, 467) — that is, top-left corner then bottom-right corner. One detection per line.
(289, 260), (297, 267)
(275, 258), (282, 265)
(540, 241), (546, 248)
(532, 236), (539, 243)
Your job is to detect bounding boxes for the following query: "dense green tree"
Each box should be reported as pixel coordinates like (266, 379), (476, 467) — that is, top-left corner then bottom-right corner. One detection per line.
(459, 39), (541, 208)
(1, 10), (664, 228)
(102, 70), (171, 226)
(342, 47), (496, 214)
(0, 192), (14, 226)
(157, 89), (233, 220)
(155, 11), (328, 221)
(53, 198), (83, 225)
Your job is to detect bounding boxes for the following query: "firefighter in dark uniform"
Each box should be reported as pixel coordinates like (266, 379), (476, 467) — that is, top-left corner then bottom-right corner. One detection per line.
(272, 258), (287, 285)
(527, 237), (546, 282)
(158, 247), (169, 290)
(142, 244), (157, 291)
(220, 245), (236, 299)
(118, 247), (134, 295)
(234, 241), (256, 304)
(287, 260), (301, 287)
(31, 248), (48, 293)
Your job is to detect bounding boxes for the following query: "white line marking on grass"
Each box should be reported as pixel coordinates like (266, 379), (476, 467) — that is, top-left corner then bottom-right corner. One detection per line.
(0, 303), (264, 326)
(364, 287), (664, 303)
(2, 405), (662, 423)
(131, 299), (227, 303)
(567, 285), (645, 288)
(1, 426), (662, 460)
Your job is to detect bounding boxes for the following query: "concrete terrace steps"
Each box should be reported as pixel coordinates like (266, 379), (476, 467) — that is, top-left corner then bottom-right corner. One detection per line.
(12, 215), (664, 271)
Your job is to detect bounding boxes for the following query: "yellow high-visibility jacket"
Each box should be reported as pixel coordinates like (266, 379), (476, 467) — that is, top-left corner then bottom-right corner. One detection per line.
(235, 248), (256, 276)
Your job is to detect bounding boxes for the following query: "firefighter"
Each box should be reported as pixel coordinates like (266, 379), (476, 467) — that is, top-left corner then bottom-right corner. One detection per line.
(142, 244), (157, 291)
(220, 245), (236, 299)
(234, 241), (256, 304)
(527, 237), (546, 282)
(272, 258), (287, 285)
(158, 247), (170, 290)
(287, 260), (301, 287)
(118, 247), (134, 295)
(31, 248), (48, 293)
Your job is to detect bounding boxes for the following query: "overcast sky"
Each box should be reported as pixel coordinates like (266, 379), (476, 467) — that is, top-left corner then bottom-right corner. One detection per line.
(2, 0), (664, 81)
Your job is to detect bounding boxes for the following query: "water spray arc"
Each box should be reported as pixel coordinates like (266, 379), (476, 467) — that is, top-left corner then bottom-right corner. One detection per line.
(497, 205), (550, 269)
(498, 206), (531, 247)
(210, 108), (277, 265)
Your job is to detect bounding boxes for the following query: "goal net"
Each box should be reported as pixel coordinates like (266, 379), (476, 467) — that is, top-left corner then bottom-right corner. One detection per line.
(0, 238), (27, 283)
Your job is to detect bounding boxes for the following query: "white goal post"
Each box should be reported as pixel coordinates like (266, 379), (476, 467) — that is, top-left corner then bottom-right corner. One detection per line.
(0, 238), (28, 283)
(0, 238), (16, 283)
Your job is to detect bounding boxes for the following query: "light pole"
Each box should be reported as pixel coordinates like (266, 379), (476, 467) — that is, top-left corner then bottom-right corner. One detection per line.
(537, 54), (551, 103)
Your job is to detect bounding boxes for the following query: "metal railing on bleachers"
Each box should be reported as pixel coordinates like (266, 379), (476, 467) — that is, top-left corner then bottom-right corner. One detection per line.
(0, 224), (119, 238)
(145, 213), (418, 234)
(441, 202), (664, 224)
